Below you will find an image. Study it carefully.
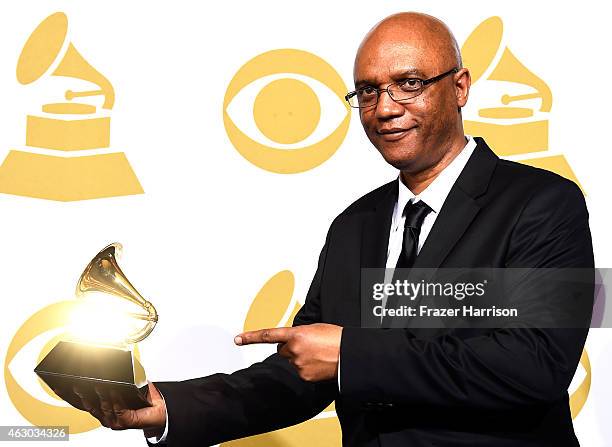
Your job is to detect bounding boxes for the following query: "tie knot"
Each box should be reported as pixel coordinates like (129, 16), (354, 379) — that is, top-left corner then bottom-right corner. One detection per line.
(402, 200), (432, 230)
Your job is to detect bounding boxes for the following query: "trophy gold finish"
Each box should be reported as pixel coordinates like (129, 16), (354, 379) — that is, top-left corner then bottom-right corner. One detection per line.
(34, 243), (158, 409)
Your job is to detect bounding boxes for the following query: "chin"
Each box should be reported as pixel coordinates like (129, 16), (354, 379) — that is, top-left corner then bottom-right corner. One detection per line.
(377, 144), (421, 170)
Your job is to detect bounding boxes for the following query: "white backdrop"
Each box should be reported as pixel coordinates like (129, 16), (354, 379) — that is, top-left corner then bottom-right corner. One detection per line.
(1, 1), (611, 445)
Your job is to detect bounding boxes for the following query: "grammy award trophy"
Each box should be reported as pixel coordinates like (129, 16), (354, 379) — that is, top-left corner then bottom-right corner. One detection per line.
(34, 243), (158, 409)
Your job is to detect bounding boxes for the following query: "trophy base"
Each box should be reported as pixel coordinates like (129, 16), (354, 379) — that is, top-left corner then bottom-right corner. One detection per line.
(34, 340), (152, 410)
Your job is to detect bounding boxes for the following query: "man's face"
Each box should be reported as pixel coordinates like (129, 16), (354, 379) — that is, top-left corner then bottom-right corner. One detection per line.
(354, 32), (462, 173)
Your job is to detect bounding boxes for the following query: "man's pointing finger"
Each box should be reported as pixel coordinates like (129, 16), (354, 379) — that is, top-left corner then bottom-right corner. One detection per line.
(235, 327), (293, 345)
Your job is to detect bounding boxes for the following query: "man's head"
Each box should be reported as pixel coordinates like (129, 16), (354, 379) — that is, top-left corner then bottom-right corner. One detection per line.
(353, 12), (470, 174)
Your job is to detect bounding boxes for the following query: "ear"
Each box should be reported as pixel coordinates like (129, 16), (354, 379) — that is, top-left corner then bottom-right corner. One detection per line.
(455, 68), (471, 108)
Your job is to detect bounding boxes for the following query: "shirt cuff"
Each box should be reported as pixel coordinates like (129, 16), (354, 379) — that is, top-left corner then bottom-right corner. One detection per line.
(146, 389), (169, 444)
(337, 350), (341, 392)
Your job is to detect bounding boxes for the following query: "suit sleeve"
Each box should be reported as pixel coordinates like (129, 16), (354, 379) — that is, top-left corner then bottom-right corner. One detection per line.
(339, 178), (594, 410)
(151, 226), (338, 446)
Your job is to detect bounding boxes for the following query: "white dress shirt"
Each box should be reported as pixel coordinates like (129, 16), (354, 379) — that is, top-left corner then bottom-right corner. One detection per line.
(386, 135), (476, 267)
(151, 136), (477, 443)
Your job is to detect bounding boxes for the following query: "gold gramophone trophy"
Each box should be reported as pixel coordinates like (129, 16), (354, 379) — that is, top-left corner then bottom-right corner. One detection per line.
(35, 243), (158, 409)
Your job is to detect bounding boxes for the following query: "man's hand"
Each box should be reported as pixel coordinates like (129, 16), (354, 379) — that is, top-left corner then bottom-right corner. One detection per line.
(235, 323), (343, 382)
(53, 381), (166, 438)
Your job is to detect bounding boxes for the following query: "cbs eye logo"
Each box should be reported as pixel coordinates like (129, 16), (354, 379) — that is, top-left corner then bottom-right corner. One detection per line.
(223, 49), (350, 174)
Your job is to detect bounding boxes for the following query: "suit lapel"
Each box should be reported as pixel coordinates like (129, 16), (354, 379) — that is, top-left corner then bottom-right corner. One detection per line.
(360, 182), (397, 269)
(387, 137), (498, 332)
(358, 183), (396, 328)
(413, 136), (498, 269)
(357, 137), (498, 329)
(358, 137), (498, 271)
(412, 187), (480, 269)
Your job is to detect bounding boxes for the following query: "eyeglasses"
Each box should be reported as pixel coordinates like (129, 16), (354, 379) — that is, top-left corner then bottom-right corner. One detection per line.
(345, 67), (459, 109)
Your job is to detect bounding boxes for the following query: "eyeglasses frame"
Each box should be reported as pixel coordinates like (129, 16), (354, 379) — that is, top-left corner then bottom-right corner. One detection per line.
(345, 67), (460, 109)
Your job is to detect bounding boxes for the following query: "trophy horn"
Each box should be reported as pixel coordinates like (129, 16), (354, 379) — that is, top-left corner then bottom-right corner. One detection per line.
(76, 243), (158, 343)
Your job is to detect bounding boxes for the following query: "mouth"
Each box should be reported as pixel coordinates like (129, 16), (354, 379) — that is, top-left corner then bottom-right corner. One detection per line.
(376, 126), (416, 142)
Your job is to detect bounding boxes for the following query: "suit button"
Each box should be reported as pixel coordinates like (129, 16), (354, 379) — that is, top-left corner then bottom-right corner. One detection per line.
(363, 402), (383, 411)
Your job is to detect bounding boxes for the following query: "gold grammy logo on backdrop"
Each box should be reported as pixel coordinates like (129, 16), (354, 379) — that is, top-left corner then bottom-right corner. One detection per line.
(462, 16), (582, 190)
(0, 12), (143, 201)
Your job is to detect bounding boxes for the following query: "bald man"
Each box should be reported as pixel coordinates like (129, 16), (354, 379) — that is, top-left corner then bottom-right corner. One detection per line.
(58, 12), (593, 447)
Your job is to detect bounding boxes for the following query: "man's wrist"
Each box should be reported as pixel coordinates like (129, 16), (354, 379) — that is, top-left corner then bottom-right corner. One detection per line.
(146, 384), (169, 444)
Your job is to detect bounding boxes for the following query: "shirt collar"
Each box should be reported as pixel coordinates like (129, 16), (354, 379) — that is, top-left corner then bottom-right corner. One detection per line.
(395, 135), (476, 221)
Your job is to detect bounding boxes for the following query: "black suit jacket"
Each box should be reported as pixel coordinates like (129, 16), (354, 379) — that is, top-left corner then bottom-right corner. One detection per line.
(154, 137), (594, 446)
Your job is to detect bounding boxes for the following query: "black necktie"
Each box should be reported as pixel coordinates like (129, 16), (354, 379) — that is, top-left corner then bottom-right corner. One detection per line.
(395, 199), (432, 269)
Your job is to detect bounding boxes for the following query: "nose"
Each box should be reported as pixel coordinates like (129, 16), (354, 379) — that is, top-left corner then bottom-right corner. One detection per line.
(374, 88), (405, 119)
